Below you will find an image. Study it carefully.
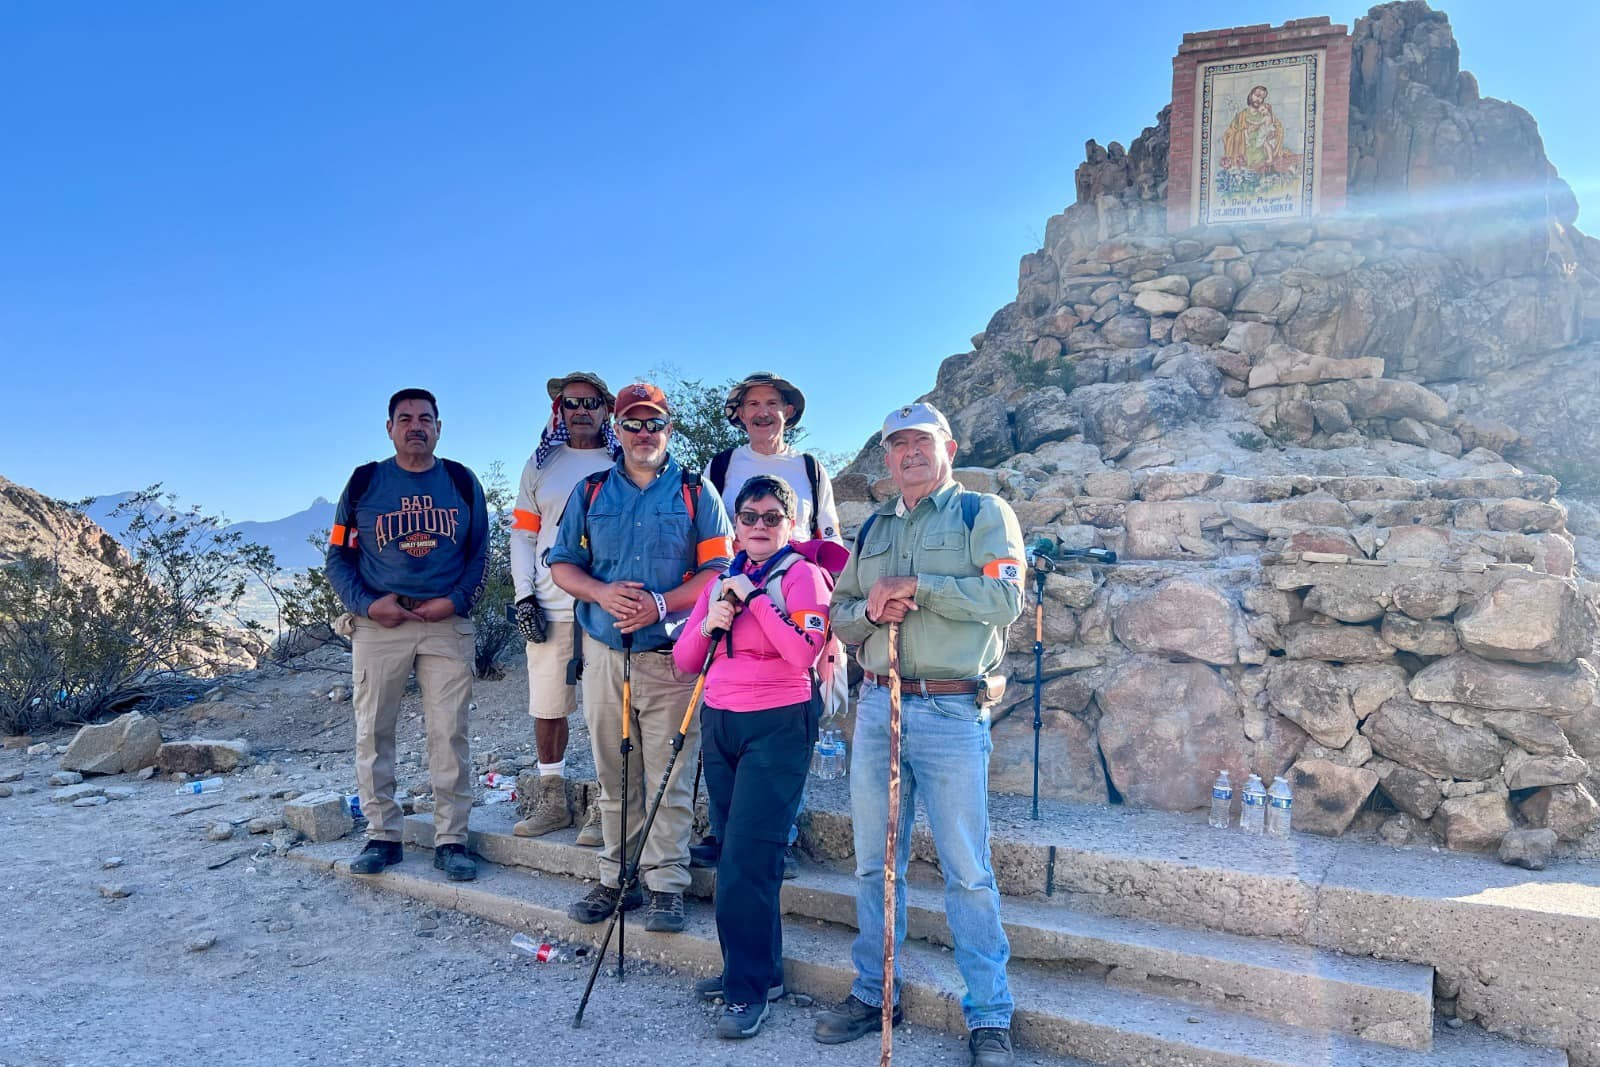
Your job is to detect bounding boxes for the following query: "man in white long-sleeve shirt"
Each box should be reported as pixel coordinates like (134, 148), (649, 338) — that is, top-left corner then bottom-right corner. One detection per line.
(508, 371), (619, 839)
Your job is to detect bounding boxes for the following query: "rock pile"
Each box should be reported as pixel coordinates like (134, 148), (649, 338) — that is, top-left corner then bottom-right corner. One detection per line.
(836, 2), (1600, 855)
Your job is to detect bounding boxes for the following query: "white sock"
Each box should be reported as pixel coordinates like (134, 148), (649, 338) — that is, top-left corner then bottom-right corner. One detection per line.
(538, 760), (566, 778)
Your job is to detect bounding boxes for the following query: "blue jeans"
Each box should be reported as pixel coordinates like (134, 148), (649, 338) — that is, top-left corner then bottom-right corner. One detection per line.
(848, 683), (1013, 1030)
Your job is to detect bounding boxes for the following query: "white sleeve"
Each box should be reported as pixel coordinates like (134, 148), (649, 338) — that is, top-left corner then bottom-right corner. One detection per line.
(510, 456), (540, 602)
(813, 460), (842, 544)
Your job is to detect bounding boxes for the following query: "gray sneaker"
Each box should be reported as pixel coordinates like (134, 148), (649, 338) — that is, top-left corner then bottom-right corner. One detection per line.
(644, 890), (685, 933)
(716, 1000), (771, 1040)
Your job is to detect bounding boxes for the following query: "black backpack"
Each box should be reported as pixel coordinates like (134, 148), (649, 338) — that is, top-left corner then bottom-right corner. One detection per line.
(708, 449), (823, 539)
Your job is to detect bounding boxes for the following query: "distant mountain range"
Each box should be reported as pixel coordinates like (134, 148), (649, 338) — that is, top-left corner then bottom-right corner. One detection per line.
(84, 493), (334, 571)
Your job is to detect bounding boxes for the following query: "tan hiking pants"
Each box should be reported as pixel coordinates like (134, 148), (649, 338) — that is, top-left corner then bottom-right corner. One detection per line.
(351, 614), (475, 846)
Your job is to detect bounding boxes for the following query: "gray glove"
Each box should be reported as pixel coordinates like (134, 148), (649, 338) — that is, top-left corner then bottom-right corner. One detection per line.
(515, 596), (548, 644)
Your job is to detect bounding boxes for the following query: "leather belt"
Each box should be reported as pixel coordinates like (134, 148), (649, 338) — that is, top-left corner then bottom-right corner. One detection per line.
(862, 671), (979, 696)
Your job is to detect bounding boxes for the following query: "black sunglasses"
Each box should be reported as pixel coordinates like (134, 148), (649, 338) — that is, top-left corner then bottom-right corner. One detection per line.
(560, 396), (606, 411)
(619, 417), (669, 434)
(736, 510), (788, 528)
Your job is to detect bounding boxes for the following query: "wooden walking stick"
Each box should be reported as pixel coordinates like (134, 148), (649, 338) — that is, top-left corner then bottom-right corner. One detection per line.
(880, 619), (903, 1067)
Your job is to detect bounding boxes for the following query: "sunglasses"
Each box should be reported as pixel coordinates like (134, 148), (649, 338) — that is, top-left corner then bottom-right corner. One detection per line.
(618, 417), (669, 435)
(736, 510), (788, 528)
(560, 396), (606, 411)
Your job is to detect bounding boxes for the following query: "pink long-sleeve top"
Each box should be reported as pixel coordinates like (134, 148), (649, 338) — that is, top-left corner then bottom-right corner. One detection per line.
(673, 555), (830, 712)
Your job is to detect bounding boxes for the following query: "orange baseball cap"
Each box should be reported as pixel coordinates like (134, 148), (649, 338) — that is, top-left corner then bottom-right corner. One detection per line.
(615, 382), (672, 420)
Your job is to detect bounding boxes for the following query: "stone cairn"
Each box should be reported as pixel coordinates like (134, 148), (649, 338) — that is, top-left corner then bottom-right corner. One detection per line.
(834, 1), (1600, 855)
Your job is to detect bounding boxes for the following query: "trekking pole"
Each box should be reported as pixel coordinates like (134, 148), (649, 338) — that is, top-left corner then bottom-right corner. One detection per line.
(880, 620), (903, 1067)
(1026, 538), (1056, 822)
(617, 632), (633, 979)
(574, 631), (722, 1028)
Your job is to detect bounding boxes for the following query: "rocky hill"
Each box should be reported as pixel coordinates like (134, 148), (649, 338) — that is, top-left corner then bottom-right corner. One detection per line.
(836, 1), (1600, 856)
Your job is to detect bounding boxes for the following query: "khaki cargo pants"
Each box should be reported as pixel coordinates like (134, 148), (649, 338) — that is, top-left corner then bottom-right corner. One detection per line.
(581, 634), (701, 893)
(351, 614), (475, 846)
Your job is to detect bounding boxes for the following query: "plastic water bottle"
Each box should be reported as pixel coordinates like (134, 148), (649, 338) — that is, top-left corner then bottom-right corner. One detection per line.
(1208, 771), (1232, 829)
(812, 730), (847, 781)
(1240, 773), (1267, 835)
(174, 777), (224, 795)
(1267, 776), (1293, 838)
(511, 932), (562, 962)
(343, 794), (364, 821)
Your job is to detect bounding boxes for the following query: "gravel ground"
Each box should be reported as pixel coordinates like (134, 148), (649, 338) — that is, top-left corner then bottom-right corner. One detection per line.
(0, 645), (1082, 1067)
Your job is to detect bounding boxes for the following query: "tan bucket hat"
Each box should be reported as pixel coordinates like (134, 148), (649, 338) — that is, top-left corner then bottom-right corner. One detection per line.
(725, 371), (806, 429)
(546, 371), (615, 407)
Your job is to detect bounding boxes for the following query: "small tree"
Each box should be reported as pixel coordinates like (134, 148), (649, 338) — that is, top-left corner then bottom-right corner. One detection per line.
(470, 461), (518, 678)
(0, 487), (271, 733)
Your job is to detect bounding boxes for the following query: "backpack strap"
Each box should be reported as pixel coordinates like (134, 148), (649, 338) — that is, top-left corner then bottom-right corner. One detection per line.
(331, 462), (379, 550)
(802, 452), (822, 538)
(708, 450), (732, 499)
(441, 459), (477, 526)
(681, 468), (702, 519)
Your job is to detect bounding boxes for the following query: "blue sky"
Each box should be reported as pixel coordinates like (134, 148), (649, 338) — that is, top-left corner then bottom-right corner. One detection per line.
(5, 1), (1596, 523)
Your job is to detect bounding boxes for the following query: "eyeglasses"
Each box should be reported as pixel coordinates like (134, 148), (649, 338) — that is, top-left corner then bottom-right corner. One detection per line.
(560, 396), (605, 411)
(618, 417), (669, 435)
(736, 510), (788, 528)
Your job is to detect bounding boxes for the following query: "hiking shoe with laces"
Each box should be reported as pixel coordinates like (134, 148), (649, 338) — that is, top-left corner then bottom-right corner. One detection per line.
(348, 840), (402, 874)
(968, 1026), (1014, 1067)
(574, 803), (604, 847)
(432, 843), (477, 882)
(716, 1000), (771, 1040)
(813, 994), (902, 1044)
(782, 844), (799, 880)
(693, 974), (786, 1003)
(512, 775), (573, 838)
(644, 890), (686, 932)
(567, 882), (643, 924)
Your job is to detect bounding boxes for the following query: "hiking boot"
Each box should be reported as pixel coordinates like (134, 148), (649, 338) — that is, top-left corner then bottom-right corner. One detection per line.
(694, 974), (786, 1003)
(348, 839), (402, 874)
(512, 775), (573, 838)
(813, 994), (902, 1045)
(433, 843), (477, 881)
(568, 882), (643, 924)
(968, 1026), (1014, 1067)
(644, 890), (686, 932)
(574, 803), (604, 847)
(782, 844), (799, 880)
(688, 834), (720, 868)
(716, 1000), (771, 1040)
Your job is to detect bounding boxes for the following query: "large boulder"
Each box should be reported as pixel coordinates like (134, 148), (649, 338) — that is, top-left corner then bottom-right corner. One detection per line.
(1516, 784), (1600, 841)
(1266, 661), (1357, 748)
(1111, 577), (1239, 666)
(157, 739), (251, 776)
(1408, 654), (1597, 715)
(1453, 576), (1595, 664)
(61, 712), (162, 776)
(948, 394), (1015, 469)
(1481, 711), (1575, 756)
(989, 708), (1108, 804)
(1070, 379), (1208, 460)
(1096, 657), (1248, 811)
(1432, 794), (1515, 852)
(1501, 749), (1589, 790)
(1380, 614), (1459, 656)
(1283, 622), (1395, 662)
(1362, 695), (1503, 780)
(1286, 758), (1378, 836)
(1012, 386), (1081, 453)
(1374, 762), (1443, 820)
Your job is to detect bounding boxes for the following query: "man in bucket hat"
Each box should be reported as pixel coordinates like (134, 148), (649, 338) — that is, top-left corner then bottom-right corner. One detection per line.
(699, 370), (843, 879)
(816, 400), (1024, 1067)
(508, 371), (621, 841)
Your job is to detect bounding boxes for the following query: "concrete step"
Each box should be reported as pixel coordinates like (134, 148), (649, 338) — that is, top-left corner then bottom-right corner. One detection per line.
(402, 813), (1435, 1050)
(287, 842), (1566, 1067)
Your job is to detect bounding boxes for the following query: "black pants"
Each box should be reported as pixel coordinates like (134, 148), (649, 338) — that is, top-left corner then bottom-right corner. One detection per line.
(702, 697), (817, 1006)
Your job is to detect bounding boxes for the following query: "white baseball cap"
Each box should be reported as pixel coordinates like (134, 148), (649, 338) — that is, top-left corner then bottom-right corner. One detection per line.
(880, 401), (952, 442)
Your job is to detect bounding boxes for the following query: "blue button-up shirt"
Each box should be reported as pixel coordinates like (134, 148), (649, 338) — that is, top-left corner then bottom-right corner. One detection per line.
(548, 454), (733, 652)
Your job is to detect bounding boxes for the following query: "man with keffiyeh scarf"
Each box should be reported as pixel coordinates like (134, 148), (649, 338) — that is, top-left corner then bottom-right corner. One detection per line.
(508, 371), (622, 839)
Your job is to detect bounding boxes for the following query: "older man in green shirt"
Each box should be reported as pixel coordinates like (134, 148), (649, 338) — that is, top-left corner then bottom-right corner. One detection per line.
(815, 402), (1024, 1067)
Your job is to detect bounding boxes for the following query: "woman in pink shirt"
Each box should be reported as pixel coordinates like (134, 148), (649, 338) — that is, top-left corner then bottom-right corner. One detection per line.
(674, 474), (830, 1040)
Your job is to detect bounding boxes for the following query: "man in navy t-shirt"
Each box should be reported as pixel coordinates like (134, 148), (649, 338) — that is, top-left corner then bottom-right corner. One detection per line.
(326, 387), (488, 882)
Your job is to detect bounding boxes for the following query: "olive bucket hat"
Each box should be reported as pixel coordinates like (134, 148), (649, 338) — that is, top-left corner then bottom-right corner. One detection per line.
(546, 371), (615, 407)
(724, 371), (806, 429)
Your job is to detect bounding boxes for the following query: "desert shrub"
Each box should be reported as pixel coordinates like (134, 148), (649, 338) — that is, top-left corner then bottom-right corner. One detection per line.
(1002, 349), (1076, 393)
